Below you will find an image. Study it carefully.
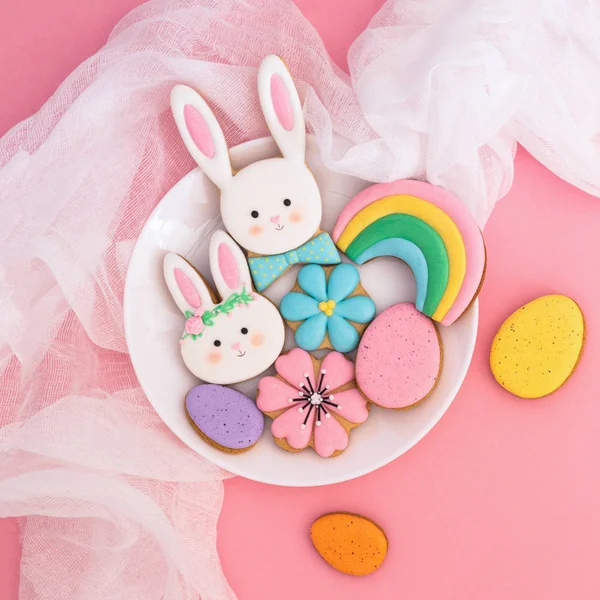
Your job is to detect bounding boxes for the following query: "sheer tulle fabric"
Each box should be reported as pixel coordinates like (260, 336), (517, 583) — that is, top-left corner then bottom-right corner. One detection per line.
(1, 0), (599, 598)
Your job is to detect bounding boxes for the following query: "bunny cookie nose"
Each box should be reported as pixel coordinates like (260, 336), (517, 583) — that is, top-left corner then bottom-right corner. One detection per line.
(231, 342), (242, 351)
(270, 215), (281, 224)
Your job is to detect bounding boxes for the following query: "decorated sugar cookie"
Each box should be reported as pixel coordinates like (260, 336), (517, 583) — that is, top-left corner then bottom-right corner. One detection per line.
(257, 348), (369, 458)
(170, 55), (341, 292)
(356, 303), (442, 409)
(186, 384), (264, 453)
(280, 263), (376, 352)
(164, 230), (285, 385)
(490, 295), (585, 399)
(311, 513), (388, 576)
(332, 179), (486, 326)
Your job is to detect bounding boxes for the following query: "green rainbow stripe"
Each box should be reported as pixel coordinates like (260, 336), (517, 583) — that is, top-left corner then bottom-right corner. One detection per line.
(345, 214), (449, 317)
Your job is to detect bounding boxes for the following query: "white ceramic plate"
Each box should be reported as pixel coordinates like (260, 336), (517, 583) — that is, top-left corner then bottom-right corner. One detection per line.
(124, 136), (478, 487)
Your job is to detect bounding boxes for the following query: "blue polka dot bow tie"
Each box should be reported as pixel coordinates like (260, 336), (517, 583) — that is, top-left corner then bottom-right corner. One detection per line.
(248, 232), (341, 292)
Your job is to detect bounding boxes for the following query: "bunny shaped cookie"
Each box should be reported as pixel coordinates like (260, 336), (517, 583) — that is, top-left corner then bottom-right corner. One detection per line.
(164, 231), (285, 385)
(170, 55), (341, 292)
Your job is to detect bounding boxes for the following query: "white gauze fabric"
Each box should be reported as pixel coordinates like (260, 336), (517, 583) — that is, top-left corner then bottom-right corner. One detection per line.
(1, 0), (600, 599)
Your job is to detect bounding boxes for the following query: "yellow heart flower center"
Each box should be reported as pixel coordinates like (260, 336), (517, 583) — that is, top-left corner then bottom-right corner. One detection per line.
(318, 299), (336, 317)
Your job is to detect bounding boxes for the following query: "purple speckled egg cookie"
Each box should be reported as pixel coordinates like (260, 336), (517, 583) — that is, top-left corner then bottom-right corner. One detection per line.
(185, 384), (264, 453)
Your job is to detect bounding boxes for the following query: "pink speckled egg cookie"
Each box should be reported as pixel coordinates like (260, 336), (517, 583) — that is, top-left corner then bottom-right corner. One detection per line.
(356, 303), (442, 409)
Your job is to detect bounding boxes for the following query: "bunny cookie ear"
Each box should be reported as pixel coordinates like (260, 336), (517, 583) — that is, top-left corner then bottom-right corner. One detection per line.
(164, 252), (214, 315)
(170, 85), (233, 189)
(257, 55), (306, 163)
(209, 230), (252, 299)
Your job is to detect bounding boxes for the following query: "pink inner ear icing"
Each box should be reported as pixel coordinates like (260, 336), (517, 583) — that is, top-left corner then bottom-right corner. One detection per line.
(218, 243), (240, 289)
(174, 268), (201, 309)
(183, 104), (215, 158)
(270, 74), (294, 131)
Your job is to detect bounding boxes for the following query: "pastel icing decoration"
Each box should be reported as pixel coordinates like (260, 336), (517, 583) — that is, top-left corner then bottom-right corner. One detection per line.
(332, 179), (485, 326)
(186, 384), (264, 453)
(171, 55), (326, 268)
(174, 267), (202, 309)
(170, 85), (232, 189)
(490, 295), (585, 399)
(356, 303), (442, 409)
(311, 513), (388, 576)
(257, 349), (369, 458)
(354, 238), (430, 312)
(247, 231), (341, 292)
(270, 73), (293, 131)
(183, 104), (215, 158)
(163, 230), (284, 385)
(280, 264), (376, 353)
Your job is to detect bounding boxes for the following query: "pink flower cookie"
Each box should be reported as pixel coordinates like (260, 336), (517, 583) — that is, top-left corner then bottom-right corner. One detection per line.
(257, 349), (369, 458)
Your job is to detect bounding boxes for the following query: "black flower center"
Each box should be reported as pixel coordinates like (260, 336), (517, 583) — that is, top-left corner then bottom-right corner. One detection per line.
(290, 370), (343, 429)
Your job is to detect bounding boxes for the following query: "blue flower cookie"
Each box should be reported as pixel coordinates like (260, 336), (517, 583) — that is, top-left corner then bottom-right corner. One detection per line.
(280, 263), (376, 353)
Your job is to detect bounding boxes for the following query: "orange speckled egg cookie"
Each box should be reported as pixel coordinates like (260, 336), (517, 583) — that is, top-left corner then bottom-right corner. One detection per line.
(310, 512), (388, 576)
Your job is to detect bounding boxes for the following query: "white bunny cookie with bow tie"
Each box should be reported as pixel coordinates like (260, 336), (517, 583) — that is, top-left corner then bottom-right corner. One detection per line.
(164, 231), (285, 385)
(170, 55), (341, 292)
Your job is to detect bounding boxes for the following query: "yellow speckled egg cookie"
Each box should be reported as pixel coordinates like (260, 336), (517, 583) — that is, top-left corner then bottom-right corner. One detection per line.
(490, 295), (585, 399)
(310, 512), (388, 576)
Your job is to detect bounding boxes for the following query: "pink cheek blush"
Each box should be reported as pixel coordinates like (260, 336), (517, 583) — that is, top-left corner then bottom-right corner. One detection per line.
(207, 351), (222, 365)
(356, 302), (441, 409)
(289, 210), (303, 223)
(249, 225), (263, 236)
(251, 332), (265, 347)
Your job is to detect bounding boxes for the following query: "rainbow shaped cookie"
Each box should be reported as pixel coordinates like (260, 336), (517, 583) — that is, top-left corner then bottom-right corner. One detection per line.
(332, 180), (486, 326)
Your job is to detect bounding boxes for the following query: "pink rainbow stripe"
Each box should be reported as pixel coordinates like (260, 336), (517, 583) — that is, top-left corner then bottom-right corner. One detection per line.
(332, 180), (485, 326)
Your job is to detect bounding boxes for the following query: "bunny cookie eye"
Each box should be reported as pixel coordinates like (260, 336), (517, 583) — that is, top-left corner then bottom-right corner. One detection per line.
(241, 327), (248, 334)
(213, 340), (221, 347)
(283, 199), (291, 207)
(251, 210), (259, 219)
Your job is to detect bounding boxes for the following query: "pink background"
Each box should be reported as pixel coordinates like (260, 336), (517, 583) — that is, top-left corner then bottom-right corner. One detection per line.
(2, 0), (600, 598)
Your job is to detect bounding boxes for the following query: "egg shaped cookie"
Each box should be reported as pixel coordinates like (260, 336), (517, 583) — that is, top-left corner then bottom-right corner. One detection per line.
(356, 303), (442, 409)
(186, 384), (264, 452)
(490, 295), (585, 399)
(311, 513), (388, 576)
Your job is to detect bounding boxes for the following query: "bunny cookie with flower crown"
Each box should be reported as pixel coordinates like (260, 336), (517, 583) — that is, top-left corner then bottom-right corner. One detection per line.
(170, 55), (341, 292)
(164, 230), (285, 386)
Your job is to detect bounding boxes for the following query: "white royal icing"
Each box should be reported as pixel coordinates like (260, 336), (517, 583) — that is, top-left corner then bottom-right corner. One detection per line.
(170, 55), (322, 257)
(163, 231), (285, 385)
(170, 84), (233, 190)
